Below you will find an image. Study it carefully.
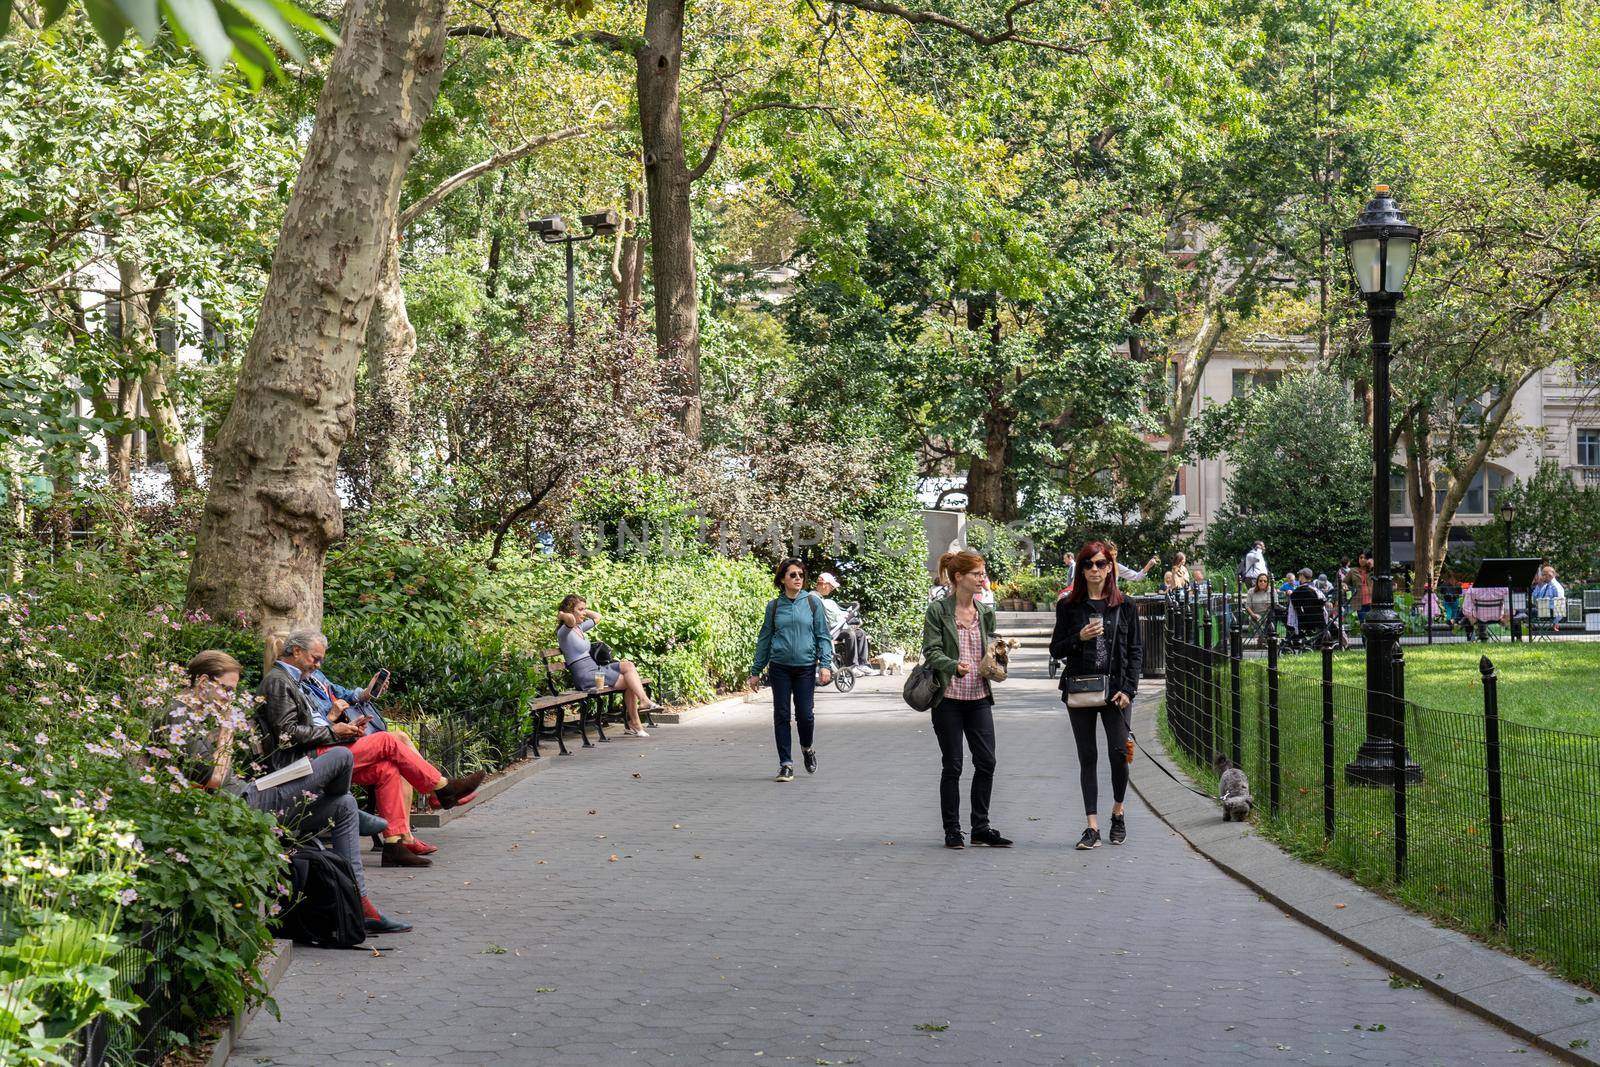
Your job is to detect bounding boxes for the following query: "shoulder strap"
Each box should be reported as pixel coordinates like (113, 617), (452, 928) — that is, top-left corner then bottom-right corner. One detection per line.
(765, 597), (778, 633)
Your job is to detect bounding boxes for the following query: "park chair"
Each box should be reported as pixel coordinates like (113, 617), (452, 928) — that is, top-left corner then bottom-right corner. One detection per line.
(1529, 597), (1563, 640)
(1585, 588), (1600, 631)
(1470, 595), (1507, 641)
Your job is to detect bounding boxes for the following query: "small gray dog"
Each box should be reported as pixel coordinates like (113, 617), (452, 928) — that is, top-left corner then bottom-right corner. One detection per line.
(1213, 755), (1253, 822)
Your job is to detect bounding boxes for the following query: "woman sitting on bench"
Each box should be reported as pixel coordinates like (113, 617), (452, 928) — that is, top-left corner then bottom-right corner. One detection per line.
(556, 595), (660, 737)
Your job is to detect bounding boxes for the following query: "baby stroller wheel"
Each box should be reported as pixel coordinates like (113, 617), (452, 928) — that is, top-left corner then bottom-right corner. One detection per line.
(834, 668), (856, 693)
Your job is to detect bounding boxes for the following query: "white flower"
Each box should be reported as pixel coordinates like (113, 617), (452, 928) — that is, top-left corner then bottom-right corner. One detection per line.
(118, 888), (138, 905)
(32, 732), (46, 745)
(19, 856), (42, 869)
(46, 863), (68, 878)
(47, 826), (69, 839)
(112, 830), (137, 849)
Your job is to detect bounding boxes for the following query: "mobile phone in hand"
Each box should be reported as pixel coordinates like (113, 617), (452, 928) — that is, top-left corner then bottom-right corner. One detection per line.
(372, 668), (390, 697)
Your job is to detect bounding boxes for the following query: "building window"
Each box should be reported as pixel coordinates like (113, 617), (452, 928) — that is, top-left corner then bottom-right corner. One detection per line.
(1390, 470), (1407, 514)
(1579, 429), (1600, 468)
(1445, 466), (1507, 515)
(1231, 369), (1282, 399)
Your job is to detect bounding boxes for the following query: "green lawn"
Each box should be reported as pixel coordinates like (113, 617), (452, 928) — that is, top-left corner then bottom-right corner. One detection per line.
(1160, 640), (1600, 989)
(1277, 640), (1600, 733)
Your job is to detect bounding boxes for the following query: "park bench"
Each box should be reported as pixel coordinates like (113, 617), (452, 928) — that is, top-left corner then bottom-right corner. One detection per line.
(538, 650), (660, 735)
(520, 650), (604, 757)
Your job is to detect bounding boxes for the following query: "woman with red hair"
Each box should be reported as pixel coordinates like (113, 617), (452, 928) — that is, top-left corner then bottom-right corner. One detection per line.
(1049, 541), (1144, 849)
(921, 549), (1012, 850)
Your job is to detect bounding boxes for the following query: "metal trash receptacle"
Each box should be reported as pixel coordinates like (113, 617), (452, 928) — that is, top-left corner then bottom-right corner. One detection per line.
(1135, 595), (1166, 678)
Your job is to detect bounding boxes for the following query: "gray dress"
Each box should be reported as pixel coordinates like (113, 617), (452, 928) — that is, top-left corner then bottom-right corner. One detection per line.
(557, 618), (622, 690)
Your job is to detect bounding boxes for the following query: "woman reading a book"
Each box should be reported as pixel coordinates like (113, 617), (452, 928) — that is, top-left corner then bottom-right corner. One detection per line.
(170, 650), (413, 935)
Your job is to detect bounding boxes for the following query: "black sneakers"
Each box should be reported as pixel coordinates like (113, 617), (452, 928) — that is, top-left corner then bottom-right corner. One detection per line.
(1075, 826), (1102, 850)
(803, 748), (817, 774)
(1109, 813), (1127, 845)
(944, 831), (966, 849)
(971, 827), (1013, 848)
(776, 764), (795, 782)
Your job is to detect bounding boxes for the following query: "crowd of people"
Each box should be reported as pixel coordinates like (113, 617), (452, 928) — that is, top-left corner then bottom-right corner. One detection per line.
(169, 595), (675, 937)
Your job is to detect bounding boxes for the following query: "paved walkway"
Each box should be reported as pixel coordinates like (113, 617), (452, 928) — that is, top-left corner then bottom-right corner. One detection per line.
(233, 645), (1552, 1066)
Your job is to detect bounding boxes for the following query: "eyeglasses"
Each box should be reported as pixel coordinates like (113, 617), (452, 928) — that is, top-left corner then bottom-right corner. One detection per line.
(1083, 558), (1111, 570)
(785, 571), (805, 580)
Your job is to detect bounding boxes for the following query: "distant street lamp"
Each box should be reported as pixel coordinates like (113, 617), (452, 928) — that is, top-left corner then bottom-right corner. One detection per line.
(1500, 500), (1516, 554)
(1343, 185), (1424, 787)
(529, 209), (621, 338)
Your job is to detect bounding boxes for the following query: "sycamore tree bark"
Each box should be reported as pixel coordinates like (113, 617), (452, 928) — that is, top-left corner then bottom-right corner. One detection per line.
(187, 0), (451, 632)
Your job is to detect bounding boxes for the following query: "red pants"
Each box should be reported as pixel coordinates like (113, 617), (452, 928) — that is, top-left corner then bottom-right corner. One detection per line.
(321, 732), (440, 838)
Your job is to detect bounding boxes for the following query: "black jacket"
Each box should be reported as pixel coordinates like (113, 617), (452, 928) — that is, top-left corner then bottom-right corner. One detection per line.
(256, 663), (335, 770)
(1049, 597), (1143, 703)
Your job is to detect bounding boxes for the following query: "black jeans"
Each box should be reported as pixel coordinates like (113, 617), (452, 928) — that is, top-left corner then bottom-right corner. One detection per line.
(768, 663), (816, 765)
(1068, 703), (1129, 816)
(932, 697), (996, 834)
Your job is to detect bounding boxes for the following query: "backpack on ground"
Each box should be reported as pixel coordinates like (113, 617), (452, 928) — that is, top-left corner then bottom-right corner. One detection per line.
(277, 845), (366, 949)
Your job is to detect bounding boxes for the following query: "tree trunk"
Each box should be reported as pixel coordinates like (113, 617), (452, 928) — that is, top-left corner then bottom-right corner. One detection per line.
(117, 260), (199, 496)
(363, 238), (415, 501)
(613, 183), (646, 330)
(638, 0), (701, 439)
(109, 377), (139, 492)
(186, 0), (451, 633)
(1403, 423), (1440, 590)
(965, 401), (1013, 520)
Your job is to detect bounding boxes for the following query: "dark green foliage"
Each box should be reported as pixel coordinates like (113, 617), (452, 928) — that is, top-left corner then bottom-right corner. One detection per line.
(1196, 373), (1371, 574)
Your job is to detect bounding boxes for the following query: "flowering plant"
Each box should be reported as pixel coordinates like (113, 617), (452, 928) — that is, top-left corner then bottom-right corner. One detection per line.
(0, 809), (145, 1066)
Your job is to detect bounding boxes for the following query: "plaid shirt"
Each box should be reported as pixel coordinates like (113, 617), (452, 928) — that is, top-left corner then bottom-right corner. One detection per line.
(944, 611), (989, 701)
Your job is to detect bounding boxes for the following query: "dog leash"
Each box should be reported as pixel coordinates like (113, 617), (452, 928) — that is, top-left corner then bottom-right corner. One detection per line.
(1129, 730), (1214, 799)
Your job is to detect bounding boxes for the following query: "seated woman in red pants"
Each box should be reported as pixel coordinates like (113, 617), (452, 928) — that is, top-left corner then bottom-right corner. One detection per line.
(258, 629), (484, 869)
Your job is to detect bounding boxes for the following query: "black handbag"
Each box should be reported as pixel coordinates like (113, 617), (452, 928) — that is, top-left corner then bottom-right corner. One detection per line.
(902, 663), (941, 712)
(590, 641), (613, 666)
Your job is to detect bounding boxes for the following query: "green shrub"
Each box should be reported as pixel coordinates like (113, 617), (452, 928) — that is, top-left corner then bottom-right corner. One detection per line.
(491, 550), (772, 704)
(324, 535), (505, 632)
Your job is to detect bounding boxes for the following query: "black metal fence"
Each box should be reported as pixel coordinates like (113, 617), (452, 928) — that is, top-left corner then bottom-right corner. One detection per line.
(1161, 584), (1600, 988)
(71, 915), (185, 1067)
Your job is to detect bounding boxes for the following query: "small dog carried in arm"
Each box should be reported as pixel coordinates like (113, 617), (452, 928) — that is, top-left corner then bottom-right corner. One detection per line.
(978, 638), (1020, 682)
(1213, 754), (1253, 822)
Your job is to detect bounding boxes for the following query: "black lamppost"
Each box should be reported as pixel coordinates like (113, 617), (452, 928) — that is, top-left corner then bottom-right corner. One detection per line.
(529, 209), (621, 339)
(1343, 185), (1424, 786)
(1500, 500), (1516, 554)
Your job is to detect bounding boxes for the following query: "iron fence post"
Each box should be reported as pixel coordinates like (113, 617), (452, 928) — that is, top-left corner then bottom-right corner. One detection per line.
(1393, 644), (1408, 881)
(1230, 585), (1243, 767)
(1323, 637), (1335, 840)
(1482, 655), (1508, 931)
(1267, 595), (1281, 817)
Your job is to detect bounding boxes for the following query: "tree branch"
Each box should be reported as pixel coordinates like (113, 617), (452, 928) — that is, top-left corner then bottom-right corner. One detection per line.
(447, 24), (529, 40)
(689, 100), (840, 183)
(399, 122), (615, 233)
(826, 0), (1107, 54)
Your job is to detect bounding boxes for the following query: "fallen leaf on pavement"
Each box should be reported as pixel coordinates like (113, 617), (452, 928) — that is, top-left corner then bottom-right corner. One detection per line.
(609, 854), (619, 862)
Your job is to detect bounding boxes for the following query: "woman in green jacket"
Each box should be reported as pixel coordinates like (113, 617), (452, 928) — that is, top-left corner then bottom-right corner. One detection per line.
(921, 549), (1012, 850)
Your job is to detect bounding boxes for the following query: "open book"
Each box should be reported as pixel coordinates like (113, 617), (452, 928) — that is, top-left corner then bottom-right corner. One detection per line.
(251, 756), (313, 792)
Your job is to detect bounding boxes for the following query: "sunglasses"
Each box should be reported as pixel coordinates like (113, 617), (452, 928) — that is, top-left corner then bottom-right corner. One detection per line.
(1083, 558), (1111, 570)
(785, 570), (805, 580)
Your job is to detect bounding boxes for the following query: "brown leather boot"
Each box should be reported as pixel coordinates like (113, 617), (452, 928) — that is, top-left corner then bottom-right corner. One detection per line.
(381, 841), (432, 868)
(434, 771), (486, 810)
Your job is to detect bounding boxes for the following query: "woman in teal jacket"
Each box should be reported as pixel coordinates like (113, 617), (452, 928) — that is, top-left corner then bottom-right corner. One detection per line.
(748, 557), (834, 782)
(921, 549), (1011, 850)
